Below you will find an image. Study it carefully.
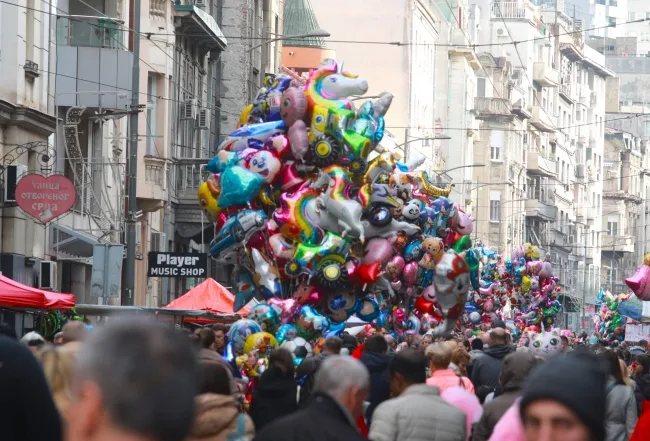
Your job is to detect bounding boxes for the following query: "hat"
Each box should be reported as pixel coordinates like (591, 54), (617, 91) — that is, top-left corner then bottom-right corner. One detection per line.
(519, 352), (607, 441)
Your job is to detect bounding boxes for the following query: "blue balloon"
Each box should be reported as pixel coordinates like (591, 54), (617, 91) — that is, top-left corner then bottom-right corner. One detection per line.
(218, 166), (264, 207)
(275, 324), (297, 345)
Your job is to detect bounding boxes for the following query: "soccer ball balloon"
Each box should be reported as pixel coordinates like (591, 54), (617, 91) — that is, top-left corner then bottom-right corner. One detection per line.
(281, 337), (313, 365)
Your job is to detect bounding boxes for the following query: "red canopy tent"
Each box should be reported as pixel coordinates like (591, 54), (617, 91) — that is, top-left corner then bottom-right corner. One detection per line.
(0, 274), (75, 309)
(165, 278), (250, 317)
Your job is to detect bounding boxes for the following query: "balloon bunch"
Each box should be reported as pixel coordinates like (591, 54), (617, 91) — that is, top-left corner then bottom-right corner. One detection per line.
(205, 58), (478, 369)
(593, 290), (627, 340)
(457, 243), (563, 338)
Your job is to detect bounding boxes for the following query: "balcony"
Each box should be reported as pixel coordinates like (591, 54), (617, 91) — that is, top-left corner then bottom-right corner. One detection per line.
(533, 62), (559, 87)
(602, 235), (635, 253)
(525, 198), (556, 220)
(530, 105), (556, 132)
(174, 1), (227, 53)
(511, 99), (532, 119)
(474, 97), (513, 120)
(490, 2), (546, 35)
(578, 85), (591, 106)
(559, 30), (584, 61)
(137, 156), (169, 212)
(603, 189), (643, 203)
(55, 15), (133, 110)
(527, 151), (557, 177)
(559, 82), (573, 102)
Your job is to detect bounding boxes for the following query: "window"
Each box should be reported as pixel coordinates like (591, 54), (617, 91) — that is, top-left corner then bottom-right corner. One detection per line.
(628, 12), (637, 22)
(607, 221), (618, 236)
(609, 0), (617, 6)
(490, 191), (501, 222)
(490, 130), (504, 161)
(146, 73), (157, 156)
(477, 78), (486, 97)
(595, 0), (605, 4)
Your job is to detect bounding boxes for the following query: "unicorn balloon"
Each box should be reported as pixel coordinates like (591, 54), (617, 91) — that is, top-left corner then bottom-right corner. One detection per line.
(305, 59), (368, 113)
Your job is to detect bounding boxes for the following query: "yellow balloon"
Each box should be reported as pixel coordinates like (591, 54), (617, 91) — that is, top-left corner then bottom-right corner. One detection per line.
(644, 253), (650, 266)
(243, 331), (278, 356)
(522, 275), (531, 292)
(198, 179), (221, 222)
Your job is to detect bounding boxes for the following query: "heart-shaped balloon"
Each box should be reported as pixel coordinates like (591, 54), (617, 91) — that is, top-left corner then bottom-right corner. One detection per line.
(356, 262), (382, 284)
(267, 297), (301, 325)
(218, 166), (264, 207)
(625, 265), (650, 300)
(414, 296), (434, 314)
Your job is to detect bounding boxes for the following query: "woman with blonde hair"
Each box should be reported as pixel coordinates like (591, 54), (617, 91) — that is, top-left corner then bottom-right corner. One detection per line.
(426, 342), (474, 393)
(37, 344), (79, 420)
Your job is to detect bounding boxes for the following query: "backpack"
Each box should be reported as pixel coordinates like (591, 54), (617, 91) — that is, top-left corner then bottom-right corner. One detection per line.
(225, 414), (249, 441)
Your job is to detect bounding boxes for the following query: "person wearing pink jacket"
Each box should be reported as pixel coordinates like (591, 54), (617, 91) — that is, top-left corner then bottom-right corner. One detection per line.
(425, 342), (474, 394)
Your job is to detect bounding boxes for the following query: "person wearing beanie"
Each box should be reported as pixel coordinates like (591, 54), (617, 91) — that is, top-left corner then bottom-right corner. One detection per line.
(520, 352), (608, 441)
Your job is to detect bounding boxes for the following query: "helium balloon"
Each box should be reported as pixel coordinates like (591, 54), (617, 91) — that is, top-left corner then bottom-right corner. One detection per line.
(267, 297), (301, 325)
(248, 303), (281, 334)
(228, 319), (262, 355)
(275, 324), (298, 345)
(243, 331), (279, 356)
(295, 305), (330, 340)
(625, 265), (650, 301)
(218, 166), (264, 207)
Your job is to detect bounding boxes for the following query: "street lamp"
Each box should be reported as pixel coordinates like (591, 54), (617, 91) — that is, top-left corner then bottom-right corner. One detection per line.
(246, 28), (331, 53)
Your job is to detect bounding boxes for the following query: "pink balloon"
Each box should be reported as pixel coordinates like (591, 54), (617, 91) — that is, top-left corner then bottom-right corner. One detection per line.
(267, 297), (300, 325)
(479, 285), (494, 296)
(288, 120), (309, 160)
(526, 260), (542, 275)
(362, 238), (394, 265)
(625, 265), (650, 301)
(422, 284), (436, 302)
(403, 262), (418, 286)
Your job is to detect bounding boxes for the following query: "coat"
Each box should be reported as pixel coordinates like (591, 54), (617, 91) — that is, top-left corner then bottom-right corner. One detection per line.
(369, 384), (466, 441)
(426, 369), (475, 395)
(185, 394), (255, 441)
(471, 345), (513, 390)
(487, 400), (525, 441)
(473, 351), (539, 441)
(252, 393), (366, 441)
(630, 403), (650, 441)
(248, 367), (298, 432)
(359, 350), (392, 425)
(633, 373), (650, 416)
(605, 381), (637, 441)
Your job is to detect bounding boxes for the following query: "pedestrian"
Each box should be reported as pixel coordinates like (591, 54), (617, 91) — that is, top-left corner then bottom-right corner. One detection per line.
(471, 328), (512, 391)
(359, 334), (392, 425)
(253, 356), (369, 441)
(53, 332), (64, 345)
(186, 361), (255, 441)
(211, 324), (241, 378)
(65, 319), (198, 441)
(37, 344), (80, 422)
(249, 348), (298, 431)
(20, 330), (46, 353)
(601, 350), (637, 441)
(0, 334), (62, 441)
(384, 334), (396, 353)
(472, 351), (540, 441)
(629, 340), (647, 357)
(451, 343), (472, 377)
(519, 352), (608, 441)
(296, 336), (342, 407)
(630, 354), (650, 415)
(467, 338), (484, 378)
(369, 348), (466, 441)
(196, 328), (237, 395)
(560, 335), (573, 353)
(426, 342), (474, 394)
(60, 321), (88, 349)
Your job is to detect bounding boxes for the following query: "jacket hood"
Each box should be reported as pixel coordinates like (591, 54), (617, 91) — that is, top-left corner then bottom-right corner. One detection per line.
(256, 367), (297, 396)
(499, 351), (539, 392)
(360, 351), (392, 373)
(188, 393), (239, 438)
(485, 344), (513, 360)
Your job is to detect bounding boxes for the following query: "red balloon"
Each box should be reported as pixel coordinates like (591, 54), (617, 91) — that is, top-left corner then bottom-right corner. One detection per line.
(356, 262), (381, 284)
(414, 296), (434, 314)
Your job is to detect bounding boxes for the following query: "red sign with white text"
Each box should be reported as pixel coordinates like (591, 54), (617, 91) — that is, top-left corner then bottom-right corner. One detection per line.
(15, 174), (77, 224)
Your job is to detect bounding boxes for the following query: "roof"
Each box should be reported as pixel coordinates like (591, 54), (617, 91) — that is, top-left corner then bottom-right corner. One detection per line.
(0, 274), (75, 309)
(282, 0), (326, 48)
(164, 278), (250, 316)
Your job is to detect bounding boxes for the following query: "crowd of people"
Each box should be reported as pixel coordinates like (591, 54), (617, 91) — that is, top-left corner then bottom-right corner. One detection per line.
(3, 318), (650, 441)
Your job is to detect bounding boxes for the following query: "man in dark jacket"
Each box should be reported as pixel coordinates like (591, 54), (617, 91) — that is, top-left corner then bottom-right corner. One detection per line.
(359, 334), (392, 425)
(471, 328), (513, 391)
(253, 356), (369, 441)
(472, 351), (541, 441)
(296, 336), (342, 407)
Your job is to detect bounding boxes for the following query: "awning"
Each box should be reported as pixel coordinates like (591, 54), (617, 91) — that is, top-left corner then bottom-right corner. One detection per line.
(50, 224), (98, 258)
(0, 274), (75, 309)
(165, 278), (250, 316)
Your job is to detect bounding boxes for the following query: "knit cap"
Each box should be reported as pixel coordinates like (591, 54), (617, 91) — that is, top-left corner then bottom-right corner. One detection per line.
(519, 352), (607, 441)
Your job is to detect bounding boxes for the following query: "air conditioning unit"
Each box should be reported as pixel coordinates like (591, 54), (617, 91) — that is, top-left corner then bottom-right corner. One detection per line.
(39, 261), (57, 290)
(197, 108), (210, 130)
(195, 0), (207, 7)
(496, 27), (506, 36)
(4, 164), (28, 202)
(182, 99), (197, 120)
(151, 231), (167, 252)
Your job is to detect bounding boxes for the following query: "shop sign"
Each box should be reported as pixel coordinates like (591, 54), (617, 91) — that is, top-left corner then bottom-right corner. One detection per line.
(148, 252), (207, 277)
(15, 174), (76, 224)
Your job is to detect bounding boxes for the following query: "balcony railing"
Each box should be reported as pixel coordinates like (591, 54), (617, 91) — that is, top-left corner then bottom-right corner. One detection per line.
(530, 105), (556, 132)
(533, 62), (559, 87)
(525, 198), (556, 220)
(491, 1), (530, 19)
(474, 97), (513, 119)
(527, 151), (557, 177)
(56, 15), (126, 49)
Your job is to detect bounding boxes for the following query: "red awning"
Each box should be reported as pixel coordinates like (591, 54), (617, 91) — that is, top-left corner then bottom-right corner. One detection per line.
(165, 278), (250, 316)
(0, 274), (75, 309)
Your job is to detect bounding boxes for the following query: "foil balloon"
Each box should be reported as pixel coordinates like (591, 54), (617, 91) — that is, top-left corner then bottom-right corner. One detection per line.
(356, 298), (380, 321)
(405, 314), (421, 335)
(232, 266), (257, 313)
(415, 296), (434, 314)
(295, 305), (331, 340)
(288, 120), (309, 160)
(243, 331), (279, 357)
(625, 265), (650, 301)
(362, 237), (394, 265)
(228, 319), (262, 355)
(403, 262), (419, 286)
(251, 249), (282, 298)
(275, 324), (298, 345)
(293, 282), (322, 305)
(267, 297), (301, 325)
(248, 303), (281, 334)
(217, 166), (264, 207)
(325, 291), (359, 323)
(429, 250), (471, 337)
